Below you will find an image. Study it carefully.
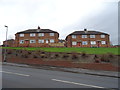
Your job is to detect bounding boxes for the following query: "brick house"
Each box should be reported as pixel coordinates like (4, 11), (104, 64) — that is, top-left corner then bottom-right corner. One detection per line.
(66, 29), (110, 47)
(3, 39), (15, 47)
(15, 27), (59, 47)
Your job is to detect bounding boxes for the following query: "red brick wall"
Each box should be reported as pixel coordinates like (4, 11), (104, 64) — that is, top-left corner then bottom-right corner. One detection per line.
(15, 33), (59, 47)
(5, 57), (119, 71)
(66, 34), (110, 47)
(3, 40), (15, 47)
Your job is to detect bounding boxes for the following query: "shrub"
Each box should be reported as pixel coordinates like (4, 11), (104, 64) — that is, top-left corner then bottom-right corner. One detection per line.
(7, 50), (12, 54)
(94, 54), (98, 58)
(21, 50), (29, 58)
(81, 52), (87, 57)
(28, 51), (32, 55)
(16, 54), (18, 56)
(21, 54), (28, 58)
(107, 53), (114, 58)
(72, 54), (78, 60)
(40, 54), (45, 58)
(100, 54), (110, 62)
(95, 59), (100, 63)
(55, 54), (60, 58)
(33, 55), (38, 58)
(62, 54), (69, 59)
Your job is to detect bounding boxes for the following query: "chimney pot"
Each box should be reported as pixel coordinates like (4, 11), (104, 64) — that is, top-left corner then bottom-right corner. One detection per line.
(84, 28), (87, 31)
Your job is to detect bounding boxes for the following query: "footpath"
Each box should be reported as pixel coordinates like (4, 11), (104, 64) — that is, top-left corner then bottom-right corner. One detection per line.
(2, 62), (120, 78)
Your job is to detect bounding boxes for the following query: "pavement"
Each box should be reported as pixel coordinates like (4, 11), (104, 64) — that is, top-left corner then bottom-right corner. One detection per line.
(2, 62), (120, 78)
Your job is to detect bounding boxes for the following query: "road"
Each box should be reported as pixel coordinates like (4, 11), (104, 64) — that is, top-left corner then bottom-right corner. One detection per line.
(2, 65), (118, 88)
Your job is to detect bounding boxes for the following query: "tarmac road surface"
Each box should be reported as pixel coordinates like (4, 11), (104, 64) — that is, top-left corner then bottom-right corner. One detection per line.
(2, 65), (119, 88)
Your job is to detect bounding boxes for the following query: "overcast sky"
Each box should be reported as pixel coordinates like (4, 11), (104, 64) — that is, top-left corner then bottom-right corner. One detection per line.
(0, 0), (118, 45)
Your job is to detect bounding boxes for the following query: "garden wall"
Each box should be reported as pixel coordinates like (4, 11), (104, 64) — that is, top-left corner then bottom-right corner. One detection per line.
(2, 49), (120, 71)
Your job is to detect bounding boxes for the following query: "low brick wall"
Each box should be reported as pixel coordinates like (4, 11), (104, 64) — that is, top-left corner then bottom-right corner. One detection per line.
(5, 57), (119, 71)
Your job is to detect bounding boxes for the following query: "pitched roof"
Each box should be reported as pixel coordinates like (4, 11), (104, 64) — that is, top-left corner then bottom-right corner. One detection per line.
(68, 31), (109, 35)
(16, 29), (59, 34)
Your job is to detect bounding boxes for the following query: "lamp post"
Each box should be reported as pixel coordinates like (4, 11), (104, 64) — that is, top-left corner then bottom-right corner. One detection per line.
(3, 25), (8, 62)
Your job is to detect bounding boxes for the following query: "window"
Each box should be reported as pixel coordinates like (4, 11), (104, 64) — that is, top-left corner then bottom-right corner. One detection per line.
(38, 33), (44, 36)
(82, 41), (88, 45)
(50, 39), (54, 43)
(90, 41), (96, 45)
(72, 42), (77, 45)
(101, 41), (106, 44)
(90, 35), (95, 38)
(20, 40), (24, 44)
(30, 40), (36, 43)
(82, 35), (87, 38)
(46, 40), (49, 43)
(38, 39), (44, 43)
(72, 35), (76, 38)
(19, 34), (24, 37)
(50, 33), (54, 36)
(30, 33), (35, 37)
(101, 35), (105, 38)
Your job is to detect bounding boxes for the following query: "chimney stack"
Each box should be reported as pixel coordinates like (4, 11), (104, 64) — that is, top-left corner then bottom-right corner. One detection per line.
(84, 28), (87, 33)
(37, 26), (41, 32)
(38, 26), (40, 29)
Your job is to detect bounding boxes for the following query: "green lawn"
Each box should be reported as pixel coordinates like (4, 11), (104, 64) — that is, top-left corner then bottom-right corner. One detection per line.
(2, 47), (119, 55)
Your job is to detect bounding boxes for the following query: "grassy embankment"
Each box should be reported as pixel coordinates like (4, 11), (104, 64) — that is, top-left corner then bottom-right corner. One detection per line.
(2, 47), (119, 55)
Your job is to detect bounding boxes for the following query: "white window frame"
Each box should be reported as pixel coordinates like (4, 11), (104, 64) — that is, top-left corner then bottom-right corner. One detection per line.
(82, 35), (87, 38)
(19, 34), (24, 37)
(101, 35), (105, 38)
(38, 39), (44, 43)
(30, 33), (35, 37)
(82, 41), (88, 45)
(50, 33), (54, 36)
(72, 35), (76, 38)
(72, 41), (77, 45)
(38, 33), (44, 36)
(50, 39), (55, 43)
(90, 41), (96, 45)
(20, 40), (24, 44)
(46, 40), (49, 43)
(90, 35), (95, 38)
(30, 40), (36, 43)
(101, 41), (106, 44)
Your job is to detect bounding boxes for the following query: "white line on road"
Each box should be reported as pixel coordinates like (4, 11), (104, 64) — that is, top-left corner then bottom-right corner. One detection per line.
(52, 79), (105, 88)
(0, 71), (30, 77)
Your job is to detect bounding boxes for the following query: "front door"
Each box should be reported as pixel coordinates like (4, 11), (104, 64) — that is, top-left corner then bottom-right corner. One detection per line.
(97, 41), (100, 47)
(77, 42), (81, 47)
(25, 40), (29, 47)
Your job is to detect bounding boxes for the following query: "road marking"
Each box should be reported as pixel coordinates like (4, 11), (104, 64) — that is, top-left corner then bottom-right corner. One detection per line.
(0, 71), (30, 77)
(52, 79), (105, 88)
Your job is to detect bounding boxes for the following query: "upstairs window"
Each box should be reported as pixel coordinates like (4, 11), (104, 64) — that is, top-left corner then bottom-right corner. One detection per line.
(50, 33), (54, 36)
(50, 39), (55, 43)
(20, 40), (24, 44)
(30, 33), (35, 37)
(82, 41), (88, 45)
(90, 35), (95, 38)
(90, 41), (96, 45)
(101, 35), (105, 38)
(72, 35), (76, 38)
(101, 41), (106, 44)
(38, 39), (44, 43)
(30, 40), (36, 43)
(82, 35), (87, 38)
(19, 34), (24, 37)
(38, 33), (44, 36)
